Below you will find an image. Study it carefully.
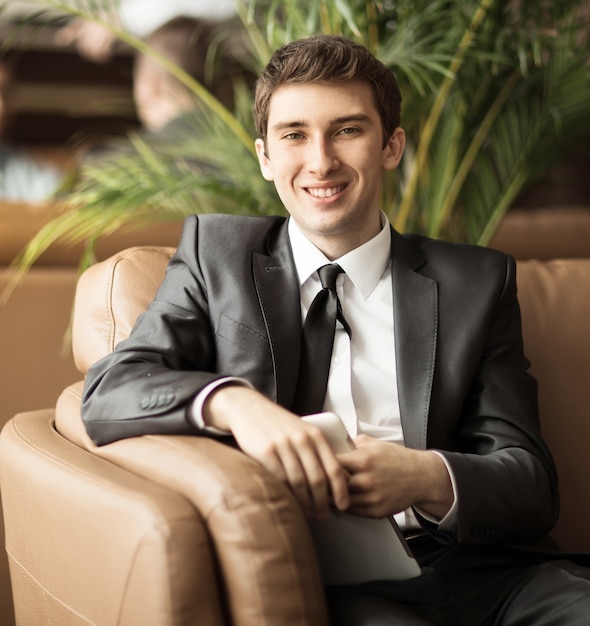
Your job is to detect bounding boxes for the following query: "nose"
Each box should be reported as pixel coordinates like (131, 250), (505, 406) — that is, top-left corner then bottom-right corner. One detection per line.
(306, 137), (340, 177)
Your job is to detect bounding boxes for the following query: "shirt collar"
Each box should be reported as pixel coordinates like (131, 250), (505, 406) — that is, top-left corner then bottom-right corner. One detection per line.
(288, 213), (391, 299)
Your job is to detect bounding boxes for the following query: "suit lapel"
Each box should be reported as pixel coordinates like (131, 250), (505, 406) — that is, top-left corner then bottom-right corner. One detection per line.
(390, 229), (438, 450)
(253, 220), (302, 408)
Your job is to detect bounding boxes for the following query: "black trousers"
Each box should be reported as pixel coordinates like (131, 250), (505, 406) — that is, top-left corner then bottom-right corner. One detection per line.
(326, 535), (590, 626)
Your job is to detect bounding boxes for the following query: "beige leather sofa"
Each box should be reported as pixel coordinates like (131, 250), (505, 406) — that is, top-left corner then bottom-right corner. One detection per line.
(1, 245), (590, 625)
(0, 204), (182, 626)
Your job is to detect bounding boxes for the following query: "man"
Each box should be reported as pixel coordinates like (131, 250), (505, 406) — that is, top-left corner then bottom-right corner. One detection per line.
(132, 16), (248, 133)
(82, 35), (590, 625)
(79, 15), (252, 174)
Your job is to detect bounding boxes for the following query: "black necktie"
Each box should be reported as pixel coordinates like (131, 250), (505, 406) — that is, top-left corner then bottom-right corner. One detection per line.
(293, 264), (352, 416)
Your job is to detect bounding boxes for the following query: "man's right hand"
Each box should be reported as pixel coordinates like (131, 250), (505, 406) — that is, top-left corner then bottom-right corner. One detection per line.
(202, 385), (350, 519)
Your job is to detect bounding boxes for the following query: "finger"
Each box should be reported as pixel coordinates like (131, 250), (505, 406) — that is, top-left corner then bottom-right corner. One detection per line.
(280, 428), (346, 518)
(252, 441), (315, 517)
(336, 449), (362, 474)
(308, 432), (350, 513)
(294, 444), (332, 519)
(272, 440), (315, 516)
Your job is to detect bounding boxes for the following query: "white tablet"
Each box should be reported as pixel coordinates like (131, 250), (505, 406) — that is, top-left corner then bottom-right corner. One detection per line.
(302, 413), (422, 585)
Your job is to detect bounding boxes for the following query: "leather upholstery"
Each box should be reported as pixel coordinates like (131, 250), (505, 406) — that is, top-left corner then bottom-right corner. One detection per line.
(72, 246), (175, 374)
(2, 246), (590, 625)
(513, 259), (590, 550)
(1, 408), (221, 626)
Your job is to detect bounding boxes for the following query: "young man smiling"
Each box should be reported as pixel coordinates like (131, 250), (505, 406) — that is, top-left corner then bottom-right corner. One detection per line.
(254, 80), (406, 260)
(82, 35), (590, 624)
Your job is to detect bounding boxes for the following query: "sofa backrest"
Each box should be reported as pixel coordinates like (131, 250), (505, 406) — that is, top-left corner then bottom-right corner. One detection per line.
(72, 246), (175, 374)
(515, 258), (590, 551)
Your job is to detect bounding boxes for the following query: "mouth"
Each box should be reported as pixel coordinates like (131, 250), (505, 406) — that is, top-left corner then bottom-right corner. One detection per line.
(305, 184), (347, 199)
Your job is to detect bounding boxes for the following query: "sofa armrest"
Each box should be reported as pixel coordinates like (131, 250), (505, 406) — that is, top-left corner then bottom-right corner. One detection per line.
(0, 408), (223, 626)
(56, 382), (329, 626)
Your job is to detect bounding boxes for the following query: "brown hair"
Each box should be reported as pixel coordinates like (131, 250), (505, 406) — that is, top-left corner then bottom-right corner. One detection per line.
(253, 34), (402, 147)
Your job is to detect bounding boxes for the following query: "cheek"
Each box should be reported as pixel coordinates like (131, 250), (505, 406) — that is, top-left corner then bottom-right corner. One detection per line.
(266, 159), (293, 186)
(271, 177), (290, 199)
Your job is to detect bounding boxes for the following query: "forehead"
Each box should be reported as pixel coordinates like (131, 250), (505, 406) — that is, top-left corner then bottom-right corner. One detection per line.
(266, 80), (379, 129)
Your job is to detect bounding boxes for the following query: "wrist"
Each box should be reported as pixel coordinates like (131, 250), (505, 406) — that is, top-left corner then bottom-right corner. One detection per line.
(415, 450), (454, 519)
(203, 383), (260, 432)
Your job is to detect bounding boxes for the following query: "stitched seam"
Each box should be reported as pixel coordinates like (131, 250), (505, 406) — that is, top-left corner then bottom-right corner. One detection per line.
(217, 313), (267, 341)
(104, 255), (119, 354)
(252, 259), (279, 392)
(114, 516), (199, 626)
(424, 281), (438, 447)
(5, 555), (95, 625)
(7, 420), (199, 626)
(106, 247), (175, 352)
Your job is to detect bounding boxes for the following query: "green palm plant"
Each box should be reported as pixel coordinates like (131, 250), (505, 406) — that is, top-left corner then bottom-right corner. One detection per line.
(4, 0), (590, 285)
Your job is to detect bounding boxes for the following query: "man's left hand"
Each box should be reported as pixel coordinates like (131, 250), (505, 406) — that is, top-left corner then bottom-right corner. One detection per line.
(338, 435), (453, 520)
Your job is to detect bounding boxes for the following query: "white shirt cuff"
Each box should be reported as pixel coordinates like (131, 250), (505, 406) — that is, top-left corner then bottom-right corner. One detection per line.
(414, 450), (458, 531)
(189, 377), (253, 434)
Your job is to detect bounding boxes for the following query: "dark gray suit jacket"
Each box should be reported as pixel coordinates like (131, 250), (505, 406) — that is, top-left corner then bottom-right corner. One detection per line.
(82, 214), (558, 546)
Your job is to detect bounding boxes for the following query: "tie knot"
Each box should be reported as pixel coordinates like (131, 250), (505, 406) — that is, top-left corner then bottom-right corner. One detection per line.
(318, 264), (343, 290)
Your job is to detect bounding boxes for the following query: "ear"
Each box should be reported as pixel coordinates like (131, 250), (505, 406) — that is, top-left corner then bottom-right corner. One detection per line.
(382, 127), (406, 171)
(255, 138), (274, 181)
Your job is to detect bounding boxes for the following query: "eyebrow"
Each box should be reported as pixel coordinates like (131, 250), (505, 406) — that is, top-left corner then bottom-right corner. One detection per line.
(270, 113), (371, 134)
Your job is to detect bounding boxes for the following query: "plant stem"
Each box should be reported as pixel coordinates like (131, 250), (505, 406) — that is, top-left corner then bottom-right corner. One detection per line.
(366, 1), (379, 53)
(394, 0), (495, 233)
(477, 167), (528, 246)
(429, 69), (521, 237)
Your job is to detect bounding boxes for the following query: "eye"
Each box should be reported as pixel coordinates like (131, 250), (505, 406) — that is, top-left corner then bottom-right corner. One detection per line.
(338, 126), (360, 136)
(283, 131), (305, 140)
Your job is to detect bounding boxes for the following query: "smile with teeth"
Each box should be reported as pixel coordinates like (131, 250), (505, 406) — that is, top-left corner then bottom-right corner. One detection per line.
(306, 184), (346, 198)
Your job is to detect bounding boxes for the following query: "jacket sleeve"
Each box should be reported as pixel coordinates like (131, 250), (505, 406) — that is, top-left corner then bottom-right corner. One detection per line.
(435, 254), (559, 546)
(81, 216), (226, 445)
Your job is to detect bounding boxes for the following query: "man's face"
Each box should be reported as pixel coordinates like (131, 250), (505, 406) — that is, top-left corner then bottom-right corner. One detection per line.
(255, 80), (404, 258)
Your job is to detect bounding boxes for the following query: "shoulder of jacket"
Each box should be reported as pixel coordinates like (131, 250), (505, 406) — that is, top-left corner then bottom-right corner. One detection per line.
(404, 232), (511, 265)
(179, 214), (287, 256)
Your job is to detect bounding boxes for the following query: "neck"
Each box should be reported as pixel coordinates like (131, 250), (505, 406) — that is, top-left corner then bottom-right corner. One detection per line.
(303, 219), (384, 261)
